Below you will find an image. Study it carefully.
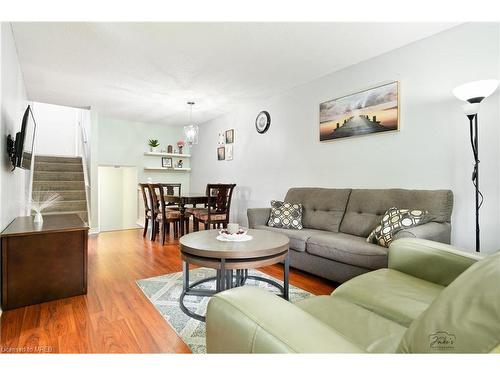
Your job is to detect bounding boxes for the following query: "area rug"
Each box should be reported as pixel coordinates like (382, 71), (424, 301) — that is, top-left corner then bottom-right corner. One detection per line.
(136, 267), (313, 353)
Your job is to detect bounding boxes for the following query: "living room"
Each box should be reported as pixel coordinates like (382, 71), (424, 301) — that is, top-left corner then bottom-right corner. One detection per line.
(1, 1), (499, 373)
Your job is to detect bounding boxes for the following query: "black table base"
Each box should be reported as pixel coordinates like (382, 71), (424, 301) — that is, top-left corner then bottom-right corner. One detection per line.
(180, 255), (289, 322)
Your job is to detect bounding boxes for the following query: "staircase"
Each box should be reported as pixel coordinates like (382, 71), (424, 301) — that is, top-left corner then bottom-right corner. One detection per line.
(32, 155), (89, 223)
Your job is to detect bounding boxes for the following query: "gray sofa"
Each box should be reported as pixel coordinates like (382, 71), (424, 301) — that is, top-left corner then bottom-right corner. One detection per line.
(247, 188), (453, 283)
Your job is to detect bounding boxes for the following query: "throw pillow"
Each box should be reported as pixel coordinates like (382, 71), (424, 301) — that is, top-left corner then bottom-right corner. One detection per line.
(267, 200), (303, 230)
(367, 207), (430, 247)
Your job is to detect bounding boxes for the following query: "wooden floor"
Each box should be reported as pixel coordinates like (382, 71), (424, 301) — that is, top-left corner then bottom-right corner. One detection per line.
(0, 229), (337, 353)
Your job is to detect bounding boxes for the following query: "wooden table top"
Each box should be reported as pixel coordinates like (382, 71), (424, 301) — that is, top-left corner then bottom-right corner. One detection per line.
(179, 229), (289, 259)
(1, 214), (89, 237)
(163, 193), (210, 205)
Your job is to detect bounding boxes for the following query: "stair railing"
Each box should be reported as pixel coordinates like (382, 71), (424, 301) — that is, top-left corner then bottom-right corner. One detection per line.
(77, 113), (91, 227)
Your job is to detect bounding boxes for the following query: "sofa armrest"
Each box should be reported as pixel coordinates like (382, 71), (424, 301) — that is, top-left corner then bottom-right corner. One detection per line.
(206, 287), (364, 353)
(392, 222), (451, 243)
(388, 238), (482, 286)
(247, 208), (271, 228)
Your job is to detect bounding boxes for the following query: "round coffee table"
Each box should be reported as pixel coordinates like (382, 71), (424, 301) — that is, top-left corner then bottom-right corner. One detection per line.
(179, 229), (290, 321)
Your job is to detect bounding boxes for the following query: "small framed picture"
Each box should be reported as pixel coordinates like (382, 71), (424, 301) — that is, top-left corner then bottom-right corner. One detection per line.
(217, 147), (225, 160)
(161, 157), (173, 168)
(225, 129), (234, 144)
(225, 144), (233, 161)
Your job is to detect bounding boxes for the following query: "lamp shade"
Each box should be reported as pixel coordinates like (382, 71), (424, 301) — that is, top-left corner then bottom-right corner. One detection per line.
(452, 79), (499, 103)
(184, 124), (199, 145)
(462, 102), (480, 116)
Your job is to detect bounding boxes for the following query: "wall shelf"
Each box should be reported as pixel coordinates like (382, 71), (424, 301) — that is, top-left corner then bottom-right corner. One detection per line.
(144, 152), (191, 158)
(143, 167), (191, 172)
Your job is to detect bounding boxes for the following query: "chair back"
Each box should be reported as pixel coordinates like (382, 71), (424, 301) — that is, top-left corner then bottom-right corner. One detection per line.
(206, 184), (236, 216)
(139, 183), (154, 213)
(149, 184), (167, 216)
(161, 183), (181, 206)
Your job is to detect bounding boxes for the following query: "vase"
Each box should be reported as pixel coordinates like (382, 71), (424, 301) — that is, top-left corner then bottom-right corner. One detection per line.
(167, 145), (173, 153)
(33, 212), (43, 224)
(150, 147), (158, 153)
(178, 146), (183, 154)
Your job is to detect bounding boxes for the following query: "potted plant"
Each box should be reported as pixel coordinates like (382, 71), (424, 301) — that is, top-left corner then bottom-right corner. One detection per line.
(148, 139), (160, 153)
(177, 140), (185, 154)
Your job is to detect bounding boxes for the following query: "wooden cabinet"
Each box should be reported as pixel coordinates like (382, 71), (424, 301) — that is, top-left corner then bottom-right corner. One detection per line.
(1, 214), (88, 310)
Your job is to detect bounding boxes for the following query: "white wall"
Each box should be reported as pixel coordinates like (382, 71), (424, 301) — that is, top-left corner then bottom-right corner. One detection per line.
(31, 101), (81, 157)
(191, 23), (500, 252)
(0, 23), (28, 232)
(94, 115), (190, 230)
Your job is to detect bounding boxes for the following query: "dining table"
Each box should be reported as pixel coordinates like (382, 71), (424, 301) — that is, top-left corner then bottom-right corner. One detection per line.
(163, 192), (210, 236)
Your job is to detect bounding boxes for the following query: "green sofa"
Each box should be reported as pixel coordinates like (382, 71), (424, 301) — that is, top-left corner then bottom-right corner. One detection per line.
(206, 238), (500, 353)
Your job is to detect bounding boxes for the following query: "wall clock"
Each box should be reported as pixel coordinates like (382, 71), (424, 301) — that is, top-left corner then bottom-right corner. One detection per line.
(255, 111), (271, 134)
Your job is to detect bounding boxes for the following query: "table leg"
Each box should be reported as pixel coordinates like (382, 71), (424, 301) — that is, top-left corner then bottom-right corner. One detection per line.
(284, 252), (289, 301)
(216, 269), (221, 292)
(183, 260), (189, 293)
(220, 258), (225, 291)
(179, 202), (186, 236)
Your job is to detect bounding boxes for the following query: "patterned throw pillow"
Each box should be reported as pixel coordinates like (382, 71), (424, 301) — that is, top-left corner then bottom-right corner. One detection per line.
(267, 200), (303, 230)
(367, 207), (430, 247)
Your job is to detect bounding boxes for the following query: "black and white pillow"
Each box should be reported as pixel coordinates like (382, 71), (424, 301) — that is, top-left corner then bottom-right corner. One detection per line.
(367, 207), (430, 247)
(267, 200), (303, 230)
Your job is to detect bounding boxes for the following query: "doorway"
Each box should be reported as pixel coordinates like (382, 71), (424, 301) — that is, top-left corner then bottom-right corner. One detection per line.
(98, 166), (139, 232)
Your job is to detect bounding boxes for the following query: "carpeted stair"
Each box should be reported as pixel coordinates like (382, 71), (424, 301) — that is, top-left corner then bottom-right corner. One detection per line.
(33, 155), (88, 223)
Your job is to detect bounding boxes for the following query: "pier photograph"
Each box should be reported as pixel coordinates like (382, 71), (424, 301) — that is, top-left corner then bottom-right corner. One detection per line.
(319, 81), (399, 141)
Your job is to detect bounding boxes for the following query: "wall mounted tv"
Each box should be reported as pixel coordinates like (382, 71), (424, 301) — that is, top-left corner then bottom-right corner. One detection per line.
(6, 105), (37, 171)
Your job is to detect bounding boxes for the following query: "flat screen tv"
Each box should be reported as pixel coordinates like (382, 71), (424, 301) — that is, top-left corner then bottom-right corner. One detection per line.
(6, 105), (37, 171)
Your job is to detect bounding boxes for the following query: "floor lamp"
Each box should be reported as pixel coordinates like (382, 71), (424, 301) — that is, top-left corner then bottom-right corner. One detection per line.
(452, 79), (499, 252)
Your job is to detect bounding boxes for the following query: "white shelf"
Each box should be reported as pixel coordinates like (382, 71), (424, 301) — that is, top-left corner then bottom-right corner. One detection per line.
(144, 152), (191, 158)
(144, 167), (191, 172)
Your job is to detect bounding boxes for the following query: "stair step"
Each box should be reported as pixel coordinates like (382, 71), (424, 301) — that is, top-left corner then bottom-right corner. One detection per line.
(31, 190), (87, 200)
(35, 155), (82, 164)
(34, 162), (83, 172)
(34, 171), (84, 182)
(42, 211), (88, 223)
(44, 200), (87, 212)
(33, 181), (85, 191)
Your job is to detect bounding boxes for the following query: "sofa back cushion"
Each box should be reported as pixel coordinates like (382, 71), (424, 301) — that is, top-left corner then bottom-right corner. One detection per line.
(284, 188), (351, 232)
(397, 250), (500, 353)
(340, 189), (453, 238)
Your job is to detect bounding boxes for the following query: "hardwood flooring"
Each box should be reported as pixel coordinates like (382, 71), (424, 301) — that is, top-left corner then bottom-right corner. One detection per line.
(0, 229), (337, 353)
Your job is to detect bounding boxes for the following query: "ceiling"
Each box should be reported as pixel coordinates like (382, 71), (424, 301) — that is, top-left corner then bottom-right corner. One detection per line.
(12, 22), (458, 126)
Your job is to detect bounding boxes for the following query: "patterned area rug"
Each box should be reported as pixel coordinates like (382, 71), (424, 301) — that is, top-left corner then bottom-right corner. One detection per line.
(136, 267), (313, 353)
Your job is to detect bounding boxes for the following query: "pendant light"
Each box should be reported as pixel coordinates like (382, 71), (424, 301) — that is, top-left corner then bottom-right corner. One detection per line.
(184, 101), (199, 146)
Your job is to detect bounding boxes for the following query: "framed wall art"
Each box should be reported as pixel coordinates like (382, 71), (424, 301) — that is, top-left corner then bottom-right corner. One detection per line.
(161, 157), (173, 168)
(217, 146), (225, 161)
(319, 81), (399, 142)
(225, 129), (234, 144)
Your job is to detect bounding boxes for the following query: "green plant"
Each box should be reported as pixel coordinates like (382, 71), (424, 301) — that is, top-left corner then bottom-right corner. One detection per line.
(148, 139), (160, 148)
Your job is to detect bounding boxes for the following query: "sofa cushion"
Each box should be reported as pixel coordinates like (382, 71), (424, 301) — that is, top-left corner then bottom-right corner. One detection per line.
(340, 189), (453, 238)
(366, 207), (431, 247)
(284, 188), (351, 232)
(397, 250), (500, 353)
(295, 295), (406, 353)
(306, 232), (388, 269)
(332, 269), (444, 327)
(254, 225), (326, 252)
(267, 200), (303, 229)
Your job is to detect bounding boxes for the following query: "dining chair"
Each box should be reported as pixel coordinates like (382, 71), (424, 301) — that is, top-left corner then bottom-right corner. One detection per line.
(149, 183), (182, 245)
(192, 183), (236, 230)
(139, 183), (154, 239)
(160, 183), (181, 210)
